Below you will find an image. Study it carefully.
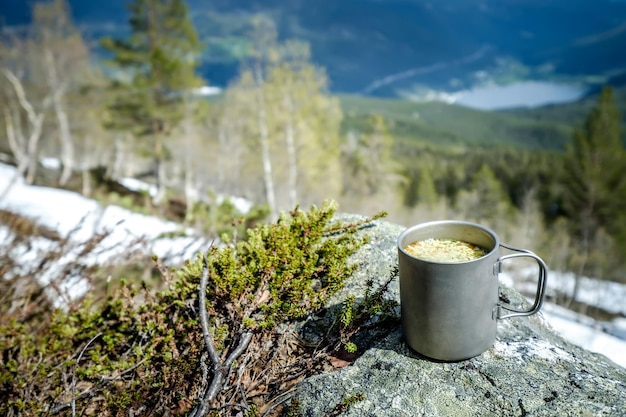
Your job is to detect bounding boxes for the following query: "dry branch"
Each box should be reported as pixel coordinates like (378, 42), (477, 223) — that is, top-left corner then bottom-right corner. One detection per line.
(189, 255), (253, 417)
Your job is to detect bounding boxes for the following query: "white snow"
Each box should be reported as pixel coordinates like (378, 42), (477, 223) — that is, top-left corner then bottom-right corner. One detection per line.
(40, 157), (62, 170)
(499, 268), (626, 368)
(215, 194), (253, 215)
(502, 267), (626, 317)
(192, 85), (222, 96)
(546, 272), (626, 316)
(119, 177), (158, 197)
(1, 162), (625, 368)
(119, 177), (253, 214)
(539, 303), (626, 368)
(0, 162), (207, 303)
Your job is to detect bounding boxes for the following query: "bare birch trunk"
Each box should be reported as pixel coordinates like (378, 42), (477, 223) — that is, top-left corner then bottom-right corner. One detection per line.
(216, 122), (227, 191)
(4, 108), (25, 163)
(568, 227), (589, 310)
(0, 113), (44, 199)
(284, 94), (298, 208)
(81, 135), (93, 196)
(0, 155), (29, 202)
(180, 99), (198, 221)
(254, 65), (278, 221)
(108, 136), (124, 180)
(24, 117), (44, 185)
(1, 69), (48, 192)
(217, 117), (244, 197)
(566, 208), (593, 309)
(44, 49), (74, 186)
(184, 165), (195, 222)
(153, 136), (166, 205)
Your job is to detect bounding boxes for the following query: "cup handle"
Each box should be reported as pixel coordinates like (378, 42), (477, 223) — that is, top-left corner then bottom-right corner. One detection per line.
(494, 243), (548, 320)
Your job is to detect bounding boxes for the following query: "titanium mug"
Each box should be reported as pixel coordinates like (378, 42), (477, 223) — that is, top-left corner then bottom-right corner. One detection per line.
(397, 220), (548, 361)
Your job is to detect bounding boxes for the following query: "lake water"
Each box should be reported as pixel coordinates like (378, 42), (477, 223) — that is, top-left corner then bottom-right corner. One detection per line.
(454, 81), (588, 110)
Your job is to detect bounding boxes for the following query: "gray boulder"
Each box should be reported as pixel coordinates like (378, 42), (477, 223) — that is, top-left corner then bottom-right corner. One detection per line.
(295, 216), (626, 416)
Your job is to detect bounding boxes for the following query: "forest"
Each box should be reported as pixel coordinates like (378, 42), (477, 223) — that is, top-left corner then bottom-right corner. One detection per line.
(1, 0), (626, 415)
(0, 0), (625, 284)
(1, 0), (625, 284)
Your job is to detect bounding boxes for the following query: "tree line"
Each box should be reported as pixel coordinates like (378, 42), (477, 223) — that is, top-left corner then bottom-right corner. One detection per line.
(397, 86), (626, 287)
(1, 0), (625, 289)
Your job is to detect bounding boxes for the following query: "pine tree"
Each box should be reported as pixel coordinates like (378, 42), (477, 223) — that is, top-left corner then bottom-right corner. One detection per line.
(562, 86), (625, 286)
(455, 164), (513, 238)
(416, 166), (438, 207)
(100, 0), (204, 203)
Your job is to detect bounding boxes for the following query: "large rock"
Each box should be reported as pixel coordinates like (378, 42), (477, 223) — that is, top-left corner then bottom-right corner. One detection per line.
(295, 215), (626, 416)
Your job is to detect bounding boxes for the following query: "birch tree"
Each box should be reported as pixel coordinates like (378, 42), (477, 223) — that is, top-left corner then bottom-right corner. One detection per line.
(223, 16), (345, 216)
(0, 66), (51, 199)
(266, 40), (343, 209)
(245, 15), (280, 220)
(0, 0), (97, 198)
(31, 0), (91, 185)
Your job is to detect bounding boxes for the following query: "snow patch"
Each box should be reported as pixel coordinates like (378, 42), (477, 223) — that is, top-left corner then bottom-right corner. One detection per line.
(40, 157), (61, 170)
(0, 162), (208, 306)
(1, 162), (625, 368)
(119, 177), (158, 197)
(540, 303), (626, 368)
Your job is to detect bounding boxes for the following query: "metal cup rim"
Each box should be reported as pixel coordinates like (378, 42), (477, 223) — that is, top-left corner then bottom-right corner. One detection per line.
(397, 220), (500, 264)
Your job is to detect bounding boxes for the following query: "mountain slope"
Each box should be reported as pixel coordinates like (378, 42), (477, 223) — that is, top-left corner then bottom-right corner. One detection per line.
(339, 84), (626, 150)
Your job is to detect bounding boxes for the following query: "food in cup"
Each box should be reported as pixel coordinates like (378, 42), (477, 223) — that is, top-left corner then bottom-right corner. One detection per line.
(404, 238), (488, 262)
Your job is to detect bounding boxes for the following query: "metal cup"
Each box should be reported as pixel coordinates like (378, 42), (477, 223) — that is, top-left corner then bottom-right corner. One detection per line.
(397, 220), (547, 361)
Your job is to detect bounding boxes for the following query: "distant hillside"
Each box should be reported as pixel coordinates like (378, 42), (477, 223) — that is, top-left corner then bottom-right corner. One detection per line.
(3, 0), (625, 152)
(2, 0), (626, 96)
(340, 85), (626, 150)
(504, 82), (626, 127)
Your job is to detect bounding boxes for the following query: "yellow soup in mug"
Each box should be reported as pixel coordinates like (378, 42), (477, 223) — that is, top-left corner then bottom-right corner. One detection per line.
(404, 238), (488, 263)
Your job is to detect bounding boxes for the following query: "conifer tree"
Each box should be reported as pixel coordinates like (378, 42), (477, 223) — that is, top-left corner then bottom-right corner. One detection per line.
(416, 166), (438, 207)
(562, 86), (625, 286)
(100, 0), (204, 203)
(455, 164), (513, 238)
(341, 114), (395, 197)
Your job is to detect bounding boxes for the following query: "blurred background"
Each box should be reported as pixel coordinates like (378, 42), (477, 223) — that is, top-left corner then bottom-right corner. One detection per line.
(0, 0), (625, 365)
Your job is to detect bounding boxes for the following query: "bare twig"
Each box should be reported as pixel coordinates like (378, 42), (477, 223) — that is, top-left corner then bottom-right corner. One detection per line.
(262, 387), (297, 417)
(189, 253), (254, 417)
(223, 331), (253, 370)
(99, 358), (147, 382)
(71, 333), (102, 417)
(198, 256), (220, 367)
(2, 69), (51, 125)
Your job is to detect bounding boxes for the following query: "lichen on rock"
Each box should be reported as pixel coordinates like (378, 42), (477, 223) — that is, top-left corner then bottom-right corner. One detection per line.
(295, 215), (626, 417)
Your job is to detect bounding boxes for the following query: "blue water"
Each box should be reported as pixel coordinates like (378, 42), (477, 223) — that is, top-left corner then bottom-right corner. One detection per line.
(455, 81), (588, 111)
